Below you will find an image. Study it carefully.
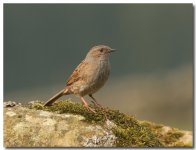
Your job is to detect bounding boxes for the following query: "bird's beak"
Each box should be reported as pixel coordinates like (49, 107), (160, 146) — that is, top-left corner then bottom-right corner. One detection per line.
(109, 49), (116, 53)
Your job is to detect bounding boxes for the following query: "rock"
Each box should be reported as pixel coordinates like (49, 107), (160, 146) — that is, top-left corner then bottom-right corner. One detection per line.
(3, 100), (192, 147)
(4, 101), (20, 108)
(4, 103), (115, 147)
(140, 121), (193, 147)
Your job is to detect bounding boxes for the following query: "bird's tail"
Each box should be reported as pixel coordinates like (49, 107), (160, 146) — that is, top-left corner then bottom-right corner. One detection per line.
(44, 88), (69, 106)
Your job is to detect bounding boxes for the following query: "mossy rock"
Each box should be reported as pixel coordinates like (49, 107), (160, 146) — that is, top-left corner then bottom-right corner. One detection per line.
(140, 121), (192, 147)
(30, 100), (163, 147)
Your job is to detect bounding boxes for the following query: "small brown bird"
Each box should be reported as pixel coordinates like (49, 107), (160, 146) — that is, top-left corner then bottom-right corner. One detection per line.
(44, 45), (115, 112)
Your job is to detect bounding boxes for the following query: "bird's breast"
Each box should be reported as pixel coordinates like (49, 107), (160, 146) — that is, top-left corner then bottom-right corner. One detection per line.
(85, 59), (110, 93)
(71, 59), (111, 96)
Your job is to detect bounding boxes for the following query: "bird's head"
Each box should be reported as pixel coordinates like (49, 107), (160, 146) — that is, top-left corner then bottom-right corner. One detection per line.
(86, 45), (115, 60)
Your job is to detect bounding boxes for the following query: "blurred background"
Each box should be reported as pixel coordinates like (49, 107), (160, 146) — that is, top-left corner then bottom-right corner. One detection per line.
(4, 4), (193, 130)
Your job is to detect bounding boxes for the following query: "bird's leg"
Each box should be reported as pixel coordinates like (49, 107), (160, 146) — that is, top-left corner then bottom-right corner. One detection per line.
(89, 94), (103, 108)
(80, 96), (96, 113)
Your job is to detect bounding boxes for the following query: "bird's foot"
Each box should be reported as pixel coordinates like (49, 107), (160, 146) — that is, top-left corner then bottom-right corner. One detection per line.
(83, 104), (96, 113)
(91, 100), (104, 109)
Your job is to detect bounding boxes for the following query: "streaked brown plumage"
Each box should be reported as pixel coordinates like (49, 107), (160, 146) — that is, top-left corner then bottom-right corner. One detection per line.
(44, 45), (115, 112)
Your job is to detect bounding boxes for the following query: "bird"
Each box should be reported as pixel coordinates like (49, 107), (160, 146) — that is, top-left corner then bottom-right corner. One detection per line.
(44, 45), (115, 112)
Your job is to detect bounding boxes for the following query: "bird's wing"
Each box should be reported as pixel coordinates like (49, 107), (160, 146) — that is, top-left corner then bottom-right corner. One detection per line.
(66, 60), (88, 86)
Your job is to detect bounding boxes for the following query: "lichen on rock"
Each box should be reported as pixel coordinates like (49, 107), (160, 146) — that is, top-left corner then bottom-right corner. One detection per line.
(4, 100), (193, 147)
(4, 101), (116, 147)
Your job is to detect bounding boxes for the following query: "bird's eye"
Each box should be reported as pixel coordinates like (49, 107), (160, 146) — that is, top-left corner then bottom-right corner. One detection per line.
(100, 49), (104, 52)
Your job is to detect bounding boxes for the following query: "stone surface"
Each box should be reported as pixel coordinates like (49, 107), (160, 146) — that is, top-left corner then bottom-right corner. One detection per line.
(4, 103), (116, 147)
(3, 101), (193, 147)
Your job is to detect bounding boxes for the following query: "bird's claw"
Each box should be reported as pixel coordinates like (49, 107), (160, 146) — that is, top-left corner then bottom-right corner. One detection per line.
(83, 104), (96, 113)
(91, 100), (103, 108)
(87, 106), (96, 113)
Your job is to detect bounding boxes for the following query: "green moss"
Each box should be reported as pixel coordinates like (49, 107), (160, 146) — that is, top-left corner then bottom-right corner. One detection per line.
(28, 100), (44, 110)
(30, 100), (163, 147)
(140, 121), (189, 147)
(164, 131), (184, 145)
